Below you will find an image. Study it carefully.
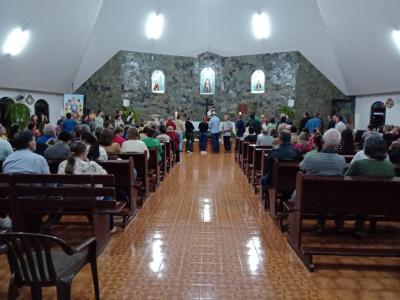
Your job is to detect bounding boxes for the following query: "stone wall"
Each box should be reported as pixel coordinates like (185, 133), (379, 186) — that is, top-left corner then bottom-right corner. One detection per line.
(295, 54), (353, 124)
(76, 50), (350, 123)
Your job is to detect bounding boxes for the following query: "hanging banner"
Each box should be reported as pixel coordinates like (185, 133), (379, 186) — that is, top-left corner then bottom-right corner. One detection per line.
(64, 94), (84, 119)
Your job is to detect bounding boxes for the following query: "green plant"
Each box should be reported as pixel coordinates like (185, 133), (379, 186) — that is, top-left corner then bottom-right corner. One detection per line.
(5, 102), (31, 129)
(277, 105), (295, 120)
(122, 106), (140, 125)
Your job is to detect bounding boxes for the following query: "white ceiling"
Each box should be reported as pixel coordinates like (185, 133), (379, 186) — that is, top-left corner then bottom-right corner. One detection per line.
(0, 0), (399, 96)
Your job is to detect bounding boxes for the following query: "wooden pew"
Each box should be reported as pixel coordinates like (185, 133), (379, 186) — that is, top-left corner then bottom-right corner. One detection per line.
(240, 141), (249, 170)
(1, 174), (124, 254)
(160, 142), (168, 180)
(251, 148), (272, 193)
(247, 145), (272, 182)
(287, 172), (400, 271)
(268, 158), (300, 229)
(119, 152), (149, 204)
(147, 148), (160, 192)
(236, 139), (243, 164)
(163, 140), (173, 173)
(98, 158), (137, 228)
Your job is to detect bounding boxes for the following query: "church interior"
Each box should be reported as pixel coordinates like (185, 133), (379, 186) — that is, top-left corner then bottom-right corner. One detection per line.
(0, 0), (399, 299)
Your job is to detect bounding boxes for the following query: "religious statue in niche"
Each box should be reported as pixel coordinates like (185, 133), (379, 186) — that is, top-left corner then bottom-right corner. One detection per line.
(151, 70), (165, 94)
(251, 69), (265, 94)
(200, 67), (215, 95)
(386, 97), (395, 109)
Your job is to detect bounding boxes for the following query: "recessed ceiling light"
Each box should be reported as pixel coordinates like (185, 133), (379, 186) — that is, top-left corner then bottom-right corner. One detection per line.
(3, 27), (30, 56)
(252, 13), (270, 40)
(146, 13), (164, 40)
(392, 30), (400, 51)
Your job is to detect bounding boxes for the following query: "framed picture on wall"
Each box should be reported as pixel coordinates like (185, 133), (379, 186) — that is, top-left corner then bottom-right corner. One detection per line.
(251, 70), (265, 94)
(151, 70), (165, 94)
(200, 67), (215, 95)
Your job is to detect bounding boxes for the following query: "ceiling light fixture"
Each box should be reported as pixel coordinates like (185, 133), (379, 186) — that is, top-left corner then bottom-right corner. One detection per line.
(3, 27), (30, 56)
(252, 13), (270, 40)
(392, 30), (400, 50)
(146, 13), (164, 40)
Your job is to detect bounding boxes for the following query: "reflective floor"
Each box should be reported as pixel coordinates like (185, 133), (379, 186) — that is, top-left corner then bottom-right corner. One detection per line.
(0, 152), (399, 299)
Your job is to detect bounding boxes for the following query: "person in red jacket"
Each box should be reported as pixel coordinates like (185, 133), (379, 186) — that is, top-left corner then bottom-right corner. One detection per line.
(166, 126), (180, 163)
(165, 116), (176, 130)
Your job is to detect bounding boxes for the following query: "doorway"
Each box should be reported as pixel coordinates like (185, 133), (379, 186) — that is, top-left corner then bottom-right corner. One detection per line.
(34, 99), (49, 121)
(370, 101), (386, 129)
(0, 97), (14, 128)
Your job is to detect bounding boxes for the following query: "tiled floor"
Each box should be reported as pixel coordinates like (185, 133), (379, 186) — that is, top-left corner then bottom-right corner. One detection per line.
(0, 152), (399, 299)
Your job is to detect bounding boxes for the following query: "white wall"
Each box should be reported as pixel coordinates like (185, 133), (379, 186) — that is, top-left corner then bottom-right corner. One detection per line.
(0, 88), (63, 125)
(355, 93), (400, 130)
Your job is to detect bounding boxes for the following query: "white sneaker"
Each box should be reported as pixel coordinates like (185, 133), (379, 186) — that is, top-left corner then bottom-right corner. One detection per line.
(200, 151), (207, 155)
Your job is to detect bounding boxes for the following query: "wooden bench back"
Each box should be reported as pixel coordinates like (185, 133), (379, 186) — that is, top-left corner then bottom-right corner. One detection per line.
(0, 174), (12, 214)
(119, 152), (148, 178)
(297, 172), (400, 216)
(98, 158), (135, 190)
(148, 148), (159, 169)
(270, 158), (300, 193)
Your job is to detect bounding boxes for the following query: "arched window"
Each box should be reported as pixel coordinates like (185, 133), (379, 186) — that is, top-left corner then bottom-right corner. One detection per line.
(151, 70), (165, 94)
(370, 101), (386, 129)
(0, 97), (14, 128)
(200, 67), (215, 95)
(251, 70), (265, 93)
(34, 99), (49, 121)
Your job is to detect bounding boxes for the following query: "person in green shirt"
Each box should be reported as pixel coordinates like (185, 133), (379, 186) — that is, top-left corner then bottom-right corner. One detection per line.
(142, 127), (163, 162)
(345, 134), (395, 236)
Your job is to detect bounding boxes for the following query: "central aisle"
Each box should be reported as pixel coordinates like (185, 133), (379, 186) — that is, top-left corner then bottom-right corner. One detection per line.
(97, 152), (319, 299)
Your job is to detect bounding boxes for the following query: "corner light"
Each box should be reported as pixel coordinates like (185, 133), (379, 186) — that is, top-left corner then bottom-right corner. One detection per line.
(392, 30), (400, 51)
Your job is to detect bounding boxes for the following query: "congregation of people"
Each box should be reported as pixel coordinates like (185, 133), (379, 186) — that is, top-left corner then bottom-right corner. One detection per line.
(1, 108), (400, 236)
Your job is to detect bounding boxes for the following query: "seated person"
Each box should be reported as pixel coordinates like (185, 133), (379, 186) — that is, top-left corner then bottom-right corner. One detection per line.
(156, 125), (171, 143)
(37, 123), (56, 144)
(99, 128), (121, 154)
(58, 141), (108, 176)
(345, 134), (395, 236)
(260, 130), (302, 203)
(3, 130), (49, 174)
(244, 126), (257, 144)
(112, 127), (126, 146)
(336, 128), (355, 155)
(43, 131), (72, 161)
(121, 127), (149, 159)
(351, 132), (389, 163)
(256, 127), (274, 146)
(389, 139), (400, 165)
(299, 129), (346, 232)
(0, 136), (13, 162)
(81, 132), (108, 161)
(142, 127), (163, 162)
(293, 132), (312, 154)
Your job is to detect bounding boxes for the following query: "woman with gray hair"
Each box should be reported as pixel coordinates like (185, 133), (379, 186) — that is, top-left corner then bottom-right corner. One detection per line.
(345, 134), (395, 236)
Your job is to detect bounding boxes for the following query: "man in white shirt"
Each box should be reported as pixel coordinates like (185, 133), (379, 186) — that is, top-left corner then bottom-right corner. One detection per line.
(121, 127), (149, 159)
(335, 115), (346, 133)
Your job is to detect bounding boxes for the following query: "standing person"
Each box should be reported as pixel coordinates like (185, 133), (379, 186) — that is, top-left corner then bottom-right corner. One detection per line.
(327, 115), (336, 130)
(198, 116), (209, 154)
(166, 126), (180, 163)
(114, 110), (125, 129)
(298, 112), (310, 132)
(209, 112), (220, 153)
(185, 117), (195, 154)
(305, 113), (321, 134)
(165, 116), (176, 130)
(246, 112), (261, 135)
(95, 110), (104, 129)
(265, 118), (276, 136)
(335, 115), (346, 133)
(221, 115), (233, 153)
(175, 114), (185, 153)
(126, 112), (135, 126)
(61, 113), (78, 135)
(235, 115), (245, 139)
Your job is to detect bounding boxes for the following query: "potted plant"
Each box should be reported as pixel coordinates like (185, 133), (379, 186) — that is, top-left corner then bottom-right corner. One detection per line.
(277, 105), (295, 120)
(5, 102), (31, 129)
(122, 106), (140, 125)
